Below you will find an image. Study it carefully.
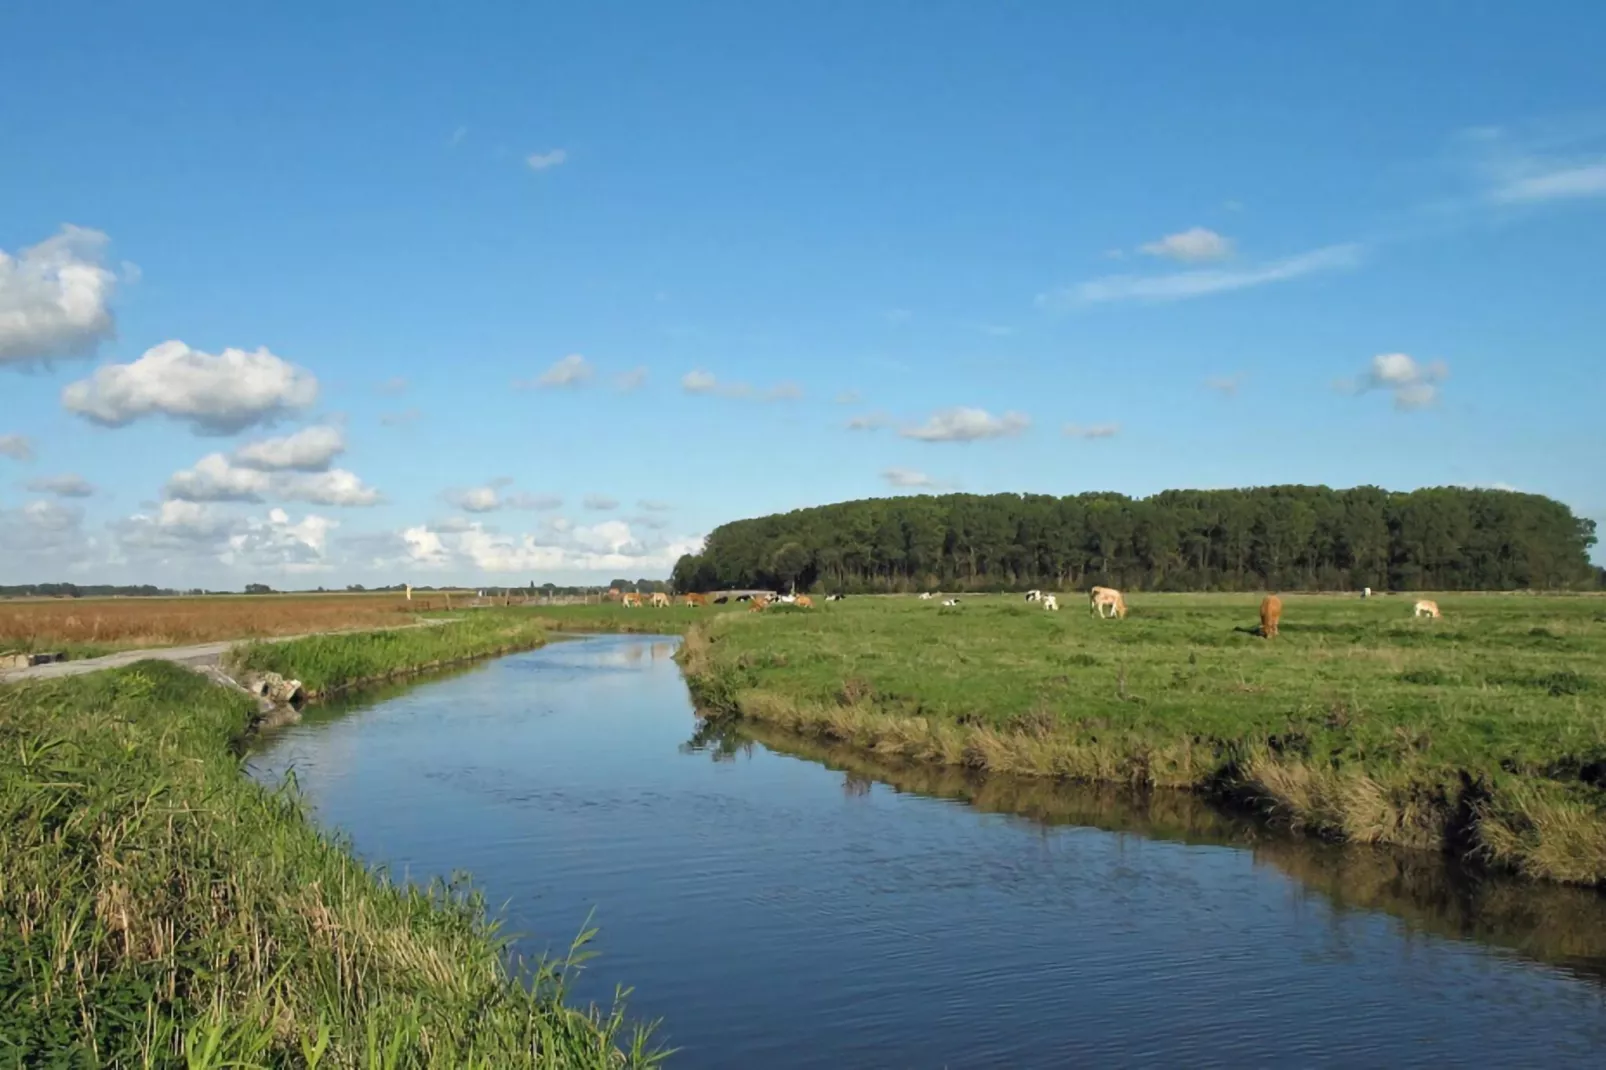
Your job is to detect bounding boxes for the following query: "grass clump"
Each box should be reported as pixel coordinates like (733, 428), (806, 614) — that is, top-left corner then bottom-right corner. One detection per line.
(678, 592), (1606, 885)
(0, 661), (659, 1067)
(226, 610), (550, 696)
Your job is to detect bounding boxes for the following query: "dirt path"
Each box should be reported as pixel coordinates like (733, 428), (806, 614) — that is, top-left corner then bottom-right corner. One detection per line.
(0, 619), (455, 684)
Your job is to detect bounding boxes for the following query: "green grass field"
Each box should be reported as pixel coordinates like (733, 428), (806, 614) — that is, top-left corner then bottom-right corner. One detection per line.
(1, 630), (660, 1067)
(670, 592), (1606, 885)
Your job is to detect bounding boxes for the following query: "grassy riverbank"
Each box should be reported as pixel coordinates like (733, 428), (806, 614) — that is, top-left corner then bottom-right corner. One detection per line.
(226, 610), (550, 696)
(1, 638), (659, 1066)
(679, 592), (1606, 885)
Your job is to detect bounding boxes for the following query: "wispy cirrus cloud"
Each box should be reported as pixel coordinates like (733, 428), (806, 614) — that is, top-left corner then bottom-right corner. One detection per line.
(881, 467), (942, 489)
(517, 354), (592, 389)
(614, 366), (648, 392)
(25, 473), (95, 498)
(846, 411), (891, 432)
(901, 407), (1030, 443)
(1467, 124), (1606, 205)
(1062, 423), (1120, 440)
(681, 369), (800, 401)
(1041, 244), (1362, 308)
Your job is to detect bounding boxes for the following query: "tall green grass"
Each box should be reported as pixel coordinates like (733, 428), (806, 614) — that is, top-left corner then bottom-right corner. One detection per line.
(0, 661), (660, 1067)
(679, 592), (1606, 885)
(227, 611), (551, 696)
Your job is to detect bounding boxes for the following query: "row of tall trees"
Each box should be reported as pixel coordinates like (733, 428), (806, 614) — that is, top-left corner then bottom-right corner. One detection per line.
(671, 486), (1599, 594)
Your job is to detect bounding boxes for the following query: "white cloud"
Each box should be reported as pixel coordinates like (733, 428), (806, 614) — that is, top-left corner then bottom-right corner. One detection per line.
(614, 366), (648, 392)
(834, 389), (861, 405)
(507, 491), (563, 511)
(385, 516), (702, 577)
(0, 225), (118, 367)
(116, 502), (337, 575)
(765, 382), (803, 401)
(527, 353), (592, 388)
(445, 485), (504, 513)
(681, 369), (724, 395)
(1043, 244), (1361, 307)
(901, 407), (1030, 443)
(882, 467), (936, 488)
(1205, 373), (1245, 396)
(234, 425), (345, 471)
(62, 340), (319, 434)
(846, 411), (891, 431)
(283, 469), (381, 507)
(1472, 127), (1606, 205)
(1345, 352), (1449, 411)
(681, 368), (802, 401)
(378, 376), (410, 396)
(583, 494), (619, 511)
(0, 498), (95, 573)
(1062, 423), (1120, 439)
(0, 434), (33, 461)
(638, 499), (673, 512)
(167, 452), (379, 506)
(221, 509), (338, 574)
(25, 473), (95, 498)
(166, 453), (275, 502)
(1139, 226), (1234, 263)
(526, 149), (569, 172)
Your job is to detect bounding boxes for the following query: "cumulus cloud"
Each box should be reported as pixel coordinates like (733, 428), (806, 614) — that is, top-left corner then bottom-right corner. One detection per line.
(62, 340), (319, 434)
(0, 225), (118, 367)
(846, 411), (891, 432)
(0, 498), (95, 572)
(1062, 423), (1120, 439)
(233, 425), (345, 471)
(506, 491), (563, 511)
(117, 502), (336, 575)
(526, 149), (569, 171)
(1139, 226), (1234, 263)
(1344, 353), (1450, 410)
(384, 516), (703, 577)
(1042, 244), (1361, 307)
(882, 467), (936, 488)
(444, 485), (504, 513)
(901, 407), (1030, 443)
(25, 473), (95, 498)
(167, 452), (379, 506)
(583, 494), (619, 511)
(0, 434), (33, 461)
(1205, 374), (1245, 396)
(524, 353), (592, 388)
(681, 368), (798, 400)
(614, 366), (648, 392)
(221, 509), (338, 573)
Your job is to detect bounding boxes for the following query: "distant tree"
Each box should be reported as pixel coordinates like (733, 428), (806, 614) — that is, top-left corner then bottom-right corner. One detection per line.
(244, 583), (275, 595)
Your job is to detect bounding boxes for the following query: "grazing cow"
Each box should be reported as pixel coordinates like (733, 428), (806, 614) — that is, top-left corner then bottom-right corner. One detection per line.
(918, 592), (934, 601)
(650, 591), (671, 609)
(1042, 595), (1059, 611)
(683, 593), (708, 607)
(941, 598), (961, 607)
(735, 594), (751, 603)
(750, 596), (771, 613)
(1414, 599), (1441, 619)
(825, 594), (844, 602)
(1025, 589), (1043, 602)
(1361, 587), (1372, 599)
(1260, 595), (1283, 638)
(1089, 586), (1127, 619)
(777, 594), (797, 605)
(622, 592), (643, 608)
(795, 595), (814, 608)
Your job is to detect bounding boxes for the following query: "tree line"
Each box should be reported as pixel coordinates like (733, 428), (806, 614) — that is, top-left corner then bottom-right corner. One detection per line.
(671, 486), (1599, 594)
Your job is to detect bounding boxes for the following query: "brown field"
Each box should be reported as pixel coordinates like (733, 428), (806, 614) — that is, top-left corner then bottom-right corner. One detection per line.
(0, 593), (444, 654)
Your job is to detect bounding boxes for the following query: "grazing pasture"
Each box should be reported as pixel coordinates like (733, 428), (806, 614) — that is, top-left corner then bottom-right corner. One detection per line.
(678, 591), (1606, 884)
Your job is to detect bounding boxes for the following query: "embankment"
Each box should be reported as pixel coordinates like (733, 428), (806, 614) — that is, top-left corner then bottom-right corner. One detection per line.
(677, 617), (1606, 888)
(0, 627), (660, 1066)
(226, 609), (551, 697)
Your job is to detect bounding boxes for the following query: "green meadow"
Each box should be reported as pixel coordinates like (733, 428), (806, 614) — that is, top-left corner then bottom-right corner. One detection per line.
(672, 592), (1606, 885)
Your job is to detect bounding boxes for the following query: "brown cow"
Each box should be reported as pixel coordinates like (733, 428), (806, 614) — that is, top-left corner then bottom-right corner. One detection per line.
(795, 595), (813, 608)
(682, 593), (708, 607)
(1090, 586), (1127, 619)
(622, 592), (643, 608)
(1260, 594), (1283, 638)
(1413, 599), (1441, 619)
(650, 591), (671, 609)
(749, 596), (771, 613)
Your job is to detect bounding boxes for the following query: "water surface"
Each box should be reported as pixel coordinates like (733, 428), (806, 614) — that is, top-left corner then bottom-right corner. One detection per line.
(250, 634), (1606, 1067)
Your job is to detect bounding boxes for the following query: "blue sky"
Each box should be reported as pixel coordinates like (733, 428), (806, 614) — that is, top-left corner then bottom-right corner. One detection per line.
(2, 2), (1603, 587)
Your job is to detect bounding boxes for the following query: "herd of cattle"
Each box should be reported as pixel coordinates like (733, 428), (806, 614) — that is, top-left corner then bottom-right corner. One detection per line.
(617, 586), (1445, 635)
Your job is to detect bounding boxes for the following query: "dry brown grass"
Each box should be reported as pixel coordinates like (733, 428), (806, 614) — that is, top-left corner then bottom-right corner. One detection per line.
(0, 593), (431, 652)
